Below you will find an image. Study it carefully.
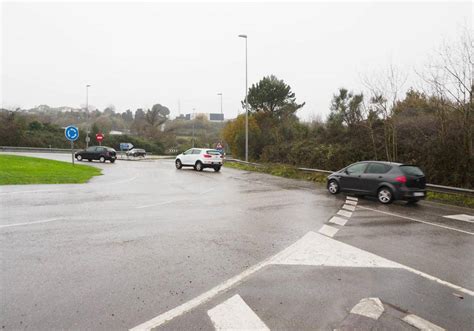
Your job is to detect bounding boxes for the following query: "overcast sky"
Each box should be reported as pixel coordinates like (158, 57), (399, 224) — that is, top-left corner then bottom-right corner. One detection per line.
(1, 1), (471, 120)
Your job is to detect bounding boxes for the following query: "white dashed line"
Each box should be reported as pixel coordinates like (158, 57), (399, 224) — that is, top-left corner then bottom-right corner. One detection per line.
(329, 216), (348, 226)
(403, 314), (445, 331)
(342, 204), (356, 211)
(0, 218), (63, 229)
(346, 196), (358, 201)
(207, 295), (269, 331)
(318, 224), (339, 237)
(443, 214), (474, 223)
(350, 298), (384, 320)
(345, 200), (358, 206)
(337, 210), (352, 218)
(357, 206), (474, 235)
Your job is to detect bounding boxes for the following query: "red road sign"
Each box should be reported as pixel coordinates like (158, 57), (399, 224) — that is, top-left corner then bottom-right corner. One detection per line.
(96, 133), (104, 142)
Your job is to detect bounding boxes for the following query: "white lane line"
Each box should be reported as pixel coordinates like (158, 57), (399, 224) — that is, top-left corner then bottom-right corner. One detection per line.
(329, 216), (348, 226)
(207, 294), (269, 331)
(129, 234), (309, 331)
(0, 189), (58, 195)
(0, 218), (63, 229)
(443, 214), (474, 223)
(345, 200), (358, 206)
(358, 206), (474, 235)
(350, 298), (384, 320)
(346, 196), (358, 201)
(342, 204), (356, 212)
(130, 231), (474, 330)
(318, 225), (339, 237)
(337, 210), (352, 218)
(403, 314), (445, 331)
(136, 199), (181, 209)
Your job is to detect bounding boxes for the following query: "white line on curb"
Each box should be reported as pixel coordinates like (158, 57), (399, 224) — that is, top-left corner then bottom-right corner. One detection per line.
(207, 294), (269, 331)
(337, 210), (352, 218)
(358, 206), (474, 235)
(329, 216), (348, 226)
(318, 225), (339, 237)
(443, 214), (474, 223)
(342, 204), (356, 211)
(346, 196), (358, 201)
(345, 200), (357, 206)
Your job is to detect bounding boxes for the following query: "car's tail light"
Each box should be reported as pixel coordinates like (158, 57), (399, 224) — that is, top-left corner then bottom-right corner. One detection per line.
(395, 175), (407, 184)
(203, 154), (212, 158)
(220, 155), (223, 158)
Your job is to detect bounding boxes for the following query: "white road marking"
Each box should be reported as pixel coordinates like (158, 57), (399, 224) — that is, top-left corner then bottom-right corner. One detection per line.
(318, 225), (339, 237)
(130, 231), (474, 330)
(357, 206), (474, 235)
(0, 218), (63, 229)
(345, 200), (358, 206)
(337, 210), (352, 218)
(403, 314), (445, 331)
(136, 199), (181, 209)
(342, 204), (356, 211)
(329, 216), (348, 226)
(350, 297), (384, 320)
(0, 189), (58, 195)
(346, 196), (358, 201)
(207, 294), (269, 331)
(443, 214), (474, 223)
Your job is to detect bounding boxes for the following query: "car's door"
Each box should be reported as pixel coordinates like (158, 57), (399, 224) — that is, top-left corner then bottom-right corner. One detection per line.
(95, 147), (106, 159)
(181, 149), (193, 165)
(190, 149), (201, 165)
(361, 163), (392, 194)
(339, 162), (368, 192)
(84, 147), (96, 159)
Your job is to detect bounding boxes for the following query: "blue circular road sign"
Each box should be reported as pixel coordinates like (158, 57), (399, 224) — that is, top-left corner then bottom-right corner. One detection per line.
(65, 125), (79, 142)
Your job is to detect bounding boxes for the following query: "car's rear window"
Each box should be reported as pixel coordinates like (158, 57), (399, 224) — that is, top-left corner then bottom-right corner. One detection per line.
(400, 165), (424, 176)
(206, 150), (221, 155)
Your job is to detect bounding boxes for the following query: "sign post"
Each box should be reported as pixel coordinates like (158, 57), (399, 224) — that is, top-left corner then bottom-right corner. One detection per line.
(65, 125), (79, 166)
(96, 133), (104, 146)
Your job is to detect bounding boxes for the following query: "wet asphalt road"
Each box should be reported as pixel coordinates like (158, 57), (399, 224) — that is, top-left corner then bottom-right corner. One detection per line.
(0, 153), (473, 330)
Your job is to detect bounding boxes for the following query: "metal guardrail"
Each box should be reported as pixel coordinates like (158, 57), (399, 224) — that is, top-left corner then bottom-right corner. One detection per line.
(0, 146), (71, 153)
(225, 158), (474, 196)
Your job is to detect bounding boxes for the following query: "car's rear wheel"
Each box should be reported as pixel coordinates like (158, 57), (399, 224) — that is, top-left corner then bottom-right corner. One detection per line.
(327, 180), (340, 194)
(99, 156), (106, 163)
(175, 159), (182, 169)
(377, 187), (393, 204)
(214, 166), (221, 172)
(195, 161), (203, 171)
(76, 155), (83, 161)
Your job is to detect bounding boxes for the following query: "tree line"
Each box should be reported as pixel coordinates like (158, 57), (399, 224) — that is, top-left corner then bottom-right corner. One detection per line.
(223, 34), (473, 188)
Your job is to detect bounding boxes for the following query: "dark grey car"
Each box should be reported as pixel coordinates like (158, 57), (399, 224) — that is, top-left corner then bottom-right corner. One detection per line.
(327, 161), (426, 204)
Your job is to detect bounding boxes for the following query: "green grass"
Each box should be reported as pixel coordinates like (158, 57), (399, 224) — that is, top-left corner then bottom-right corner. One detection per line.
(225, 161), (474, 208)
(0, 155), (102, 185)
(224, 161), (328, 184)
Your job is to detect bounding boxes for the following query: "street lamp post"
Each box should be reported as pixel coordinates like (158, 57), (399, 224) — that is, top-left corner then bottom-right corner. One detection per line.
(192, 108), (196, 148)
(217, 93), (223, 121)
(85, 84), (91, 148)
(238, 34), (248, 162)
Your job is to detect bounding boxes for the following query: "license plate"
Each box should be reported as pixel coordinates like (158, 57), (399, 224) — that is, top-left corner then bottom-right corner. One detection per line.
(414, 192), (424, 197)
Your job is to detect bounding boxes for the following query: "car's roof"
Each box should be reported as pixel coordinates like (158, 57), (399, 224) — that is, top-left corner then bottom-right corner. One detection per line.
(356, 160), (403, 166)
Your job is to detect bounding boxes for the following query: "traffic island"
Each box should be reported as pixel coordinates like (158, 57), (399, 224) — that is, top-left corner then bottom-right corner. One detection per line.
(0, 154), (102, 185)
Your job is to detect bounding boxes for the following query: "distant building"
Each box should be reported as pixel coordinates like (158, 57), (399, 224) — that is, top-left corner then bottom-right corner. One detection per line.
(181, 113), (224, 122)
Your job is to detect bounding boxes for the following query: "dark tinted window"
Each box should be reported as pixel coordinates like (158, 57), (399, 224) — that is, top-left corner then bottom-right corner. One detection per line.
(346, 163), (367, 175)
(400, 165), (424, 176)
(86, 147), (96, 152)
(366, 163), (391, 174)
(192, 149), (201, 154)
(183, 149), (192, 155)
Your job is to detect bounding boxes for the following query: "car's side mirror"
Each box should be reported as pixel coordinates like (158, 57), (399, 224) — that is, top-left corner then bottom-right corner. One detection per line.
(344, 170), (349, 175)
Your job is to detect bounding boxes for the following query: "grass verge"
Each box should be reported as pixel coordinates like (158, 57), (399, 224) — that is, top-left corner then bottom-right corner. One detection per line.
(0, 155), (102, 185)
(224, 161), (474, 208)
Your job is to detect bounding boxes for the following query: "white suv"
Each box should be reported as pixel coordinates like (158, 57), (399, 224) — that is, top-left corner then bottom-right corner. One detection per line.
(175, 148), (223, 172)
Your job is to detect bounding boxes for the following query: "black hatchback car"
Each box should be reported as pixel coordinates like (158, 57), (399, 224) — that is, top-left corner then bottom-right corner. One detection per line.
(75, 146), (117, 163)
(327, 161), (426, 204)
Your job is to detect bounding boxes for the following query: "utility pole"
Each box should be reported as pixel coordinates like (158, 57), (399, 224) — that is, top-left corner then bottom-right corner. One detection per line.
(238, 34), (248, 161)
(192, 108), (196, 148)
(217, 93), (223, 121)
(85, 84), (91, 148)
